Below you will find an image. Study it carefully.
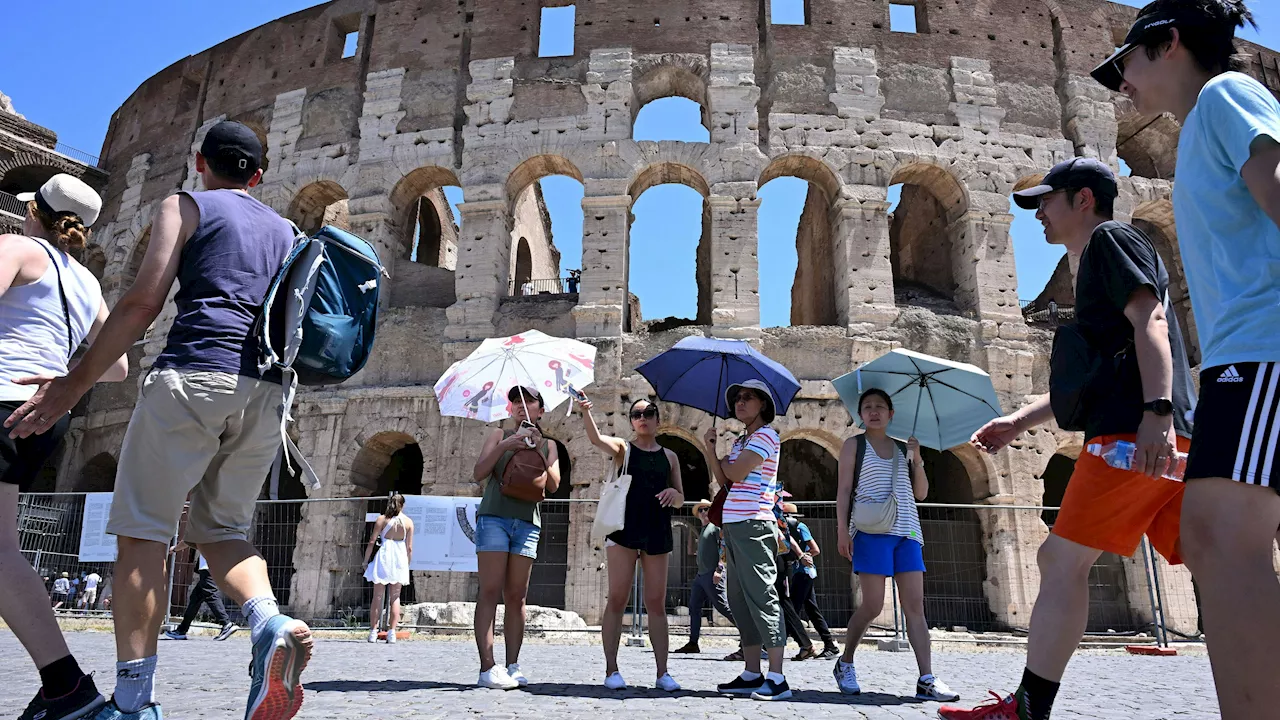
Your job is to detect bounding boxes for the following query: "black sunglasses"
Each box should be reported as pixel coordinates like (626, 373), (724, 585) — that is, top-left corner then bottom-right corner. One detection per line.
(630, 408), (659, 420)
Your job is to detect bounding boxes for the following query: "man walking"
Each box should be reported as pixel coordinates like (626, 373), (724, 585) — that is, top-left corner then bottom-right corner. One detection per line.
(781, 503), (839, 658)
(6, 121), (309, 720)
(1090, 3), (1280, 717)
(50, 572), (70, 608)
(674, 499), (735, 654)
(939, 158), (1196, 720)
(80, 571), (102, 610)
(164, 552), (239, 641)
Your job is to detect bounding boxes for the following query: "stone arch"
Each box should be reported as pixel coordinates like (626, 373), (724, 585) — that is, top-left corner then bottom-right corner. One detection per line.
(888, 162), (971, 312)
(656, 431), (711, 501)
(0, 154), (73, 195)
(286, 180), (350, 235)
(632, 63), (709, 127)
(124, 225), (151, 289)
(527, 435), (573, 609)
(778, 437), (838, 502)
(81, 243), (107, 280)
(759, 155), (844, 327)
(627, 162), (712, 330)
(349, 430), (425, 495)
(512, 237), (533, 293)
(919, 446), (997, 630)
(388, 165), (461, 268)
(75, 452), (117, 493)
(505, 155), (585, 213)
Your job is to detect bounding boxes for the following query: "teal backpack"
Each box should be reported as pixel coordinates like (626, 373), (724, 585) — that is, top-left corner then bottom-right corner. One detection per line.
(256, 224), (386, 496)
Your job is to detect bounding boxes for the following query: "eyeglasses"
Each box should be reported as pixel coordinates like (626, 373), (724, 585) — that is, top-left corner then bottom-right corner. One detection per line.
(630, 408), (659, 420)
(694, 508), (709, 515)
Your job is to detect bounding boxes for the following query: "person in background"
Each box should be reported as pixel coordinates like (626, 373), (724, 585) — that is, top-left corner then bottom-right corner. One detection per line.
(836, 389), (959, 703)
(51, 572), (71, 609)
(362, 493), (414, 644)
(781, 503), (840, 658)
(1092, 3), (1280, 717)
(1, 173), (126, 720)
(471, 385), (560, 690)
(164, 550), (239, 641)
(673, 499), (736, 655)
(579, 395), (684, 692)
(80, 571), (102, 611)
(771, 497), (816, 661)
(700, 379), (792, 701)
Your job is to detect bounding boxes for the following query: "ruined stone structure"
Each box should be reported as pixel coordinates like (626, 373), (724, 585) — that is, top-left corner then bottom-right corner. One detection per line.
(0, 97), (107, 238)
(55, 0), (1280, 630)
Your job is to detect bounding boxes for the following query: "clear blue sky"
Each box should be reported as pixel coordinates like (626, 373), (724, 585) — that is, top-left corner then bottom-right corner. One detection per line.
(3, 1), (1276, 325)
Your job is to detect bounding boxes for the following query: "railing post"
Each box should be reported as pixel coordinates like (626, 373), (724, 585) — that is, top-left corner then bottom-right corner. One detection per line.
(1139, 537), (1168, 647)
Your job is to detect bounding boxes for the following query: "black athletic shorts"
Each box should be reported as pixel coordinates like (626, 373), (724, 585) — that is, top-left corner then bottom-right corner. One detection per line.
(0, 400), (70, 491)
(1186, 362), (1280, 495)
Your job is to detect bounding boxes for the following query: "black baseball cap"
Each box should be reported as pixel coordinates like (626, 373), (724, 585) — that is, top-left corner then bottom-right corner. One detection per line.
(199, 121), (263, 178)
(1091, 4), (1199, 92)
(1012, 157), (1119, 210)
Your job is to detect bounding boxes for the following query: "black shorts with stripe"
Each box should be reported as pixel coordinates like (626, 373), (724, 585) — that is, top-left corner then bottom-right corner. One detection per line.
(1186, 362), (1280, 494)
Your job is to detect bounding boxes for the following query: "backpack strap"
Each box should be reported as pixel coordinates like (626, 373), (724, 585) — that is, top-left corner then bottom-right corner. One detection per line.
(33, 239), (75, 359)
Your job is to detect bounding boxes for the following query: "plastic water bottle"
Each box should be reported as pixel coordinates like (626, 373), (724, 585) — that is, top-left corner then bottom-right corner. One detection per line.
(803, 564), (818, 579)
(1085, 440), (1187, 481)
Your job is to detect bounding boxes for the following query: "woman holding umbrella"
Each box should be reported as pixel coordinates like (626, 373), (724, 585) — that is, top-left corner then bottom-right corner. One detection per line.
(577, 395), (684, 692)
(470, 385), (561, 690)
(831, 388), (960, 702)
(700, 379), (793, 702)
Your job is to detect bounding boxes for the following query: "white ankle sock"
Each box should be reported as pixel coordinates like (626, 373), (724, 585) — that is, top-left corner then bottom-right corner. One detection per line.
(766, 671), (785, 684)
(739, 670), (761, 681)
(243, 595), (280, 643)
(114, 655), (157, 713)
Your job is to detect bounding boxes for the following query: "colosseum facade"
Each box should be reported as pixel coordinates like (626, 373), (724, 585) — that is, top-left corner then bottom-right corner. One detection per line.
(53, 0), (1280, 629)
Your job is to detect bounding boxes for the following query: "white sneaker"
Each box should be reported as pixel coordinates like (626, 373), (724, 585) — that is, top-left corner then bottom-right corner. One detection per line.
(915, 674), (960, 702)
(656, 673), (681, 692)
(833, 658), (861, 695)
(507, 663), (528, 687)
(478, 666), (520, 690)
(604, 671), (627, 690)
(386, 630), (397, 644)
(367, 629), (378, 643)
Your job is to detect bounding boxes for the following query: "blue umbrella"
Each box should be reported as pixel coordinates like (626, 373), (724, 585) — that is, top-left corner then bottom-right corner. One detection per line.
(635, 337), (801, 419)
(832, 348), (1003, 451)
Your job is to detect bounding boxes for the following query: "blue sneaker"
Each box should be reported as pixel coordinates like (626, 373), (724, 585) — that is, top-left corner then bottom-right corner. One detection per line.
(245, 615), (313, 720)
(88, 699), (163, 719)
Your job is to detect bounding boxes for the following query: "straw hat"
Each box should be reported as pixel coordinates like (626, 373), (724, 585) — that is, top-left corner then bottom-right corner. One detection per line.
(781, 502), (802, 517)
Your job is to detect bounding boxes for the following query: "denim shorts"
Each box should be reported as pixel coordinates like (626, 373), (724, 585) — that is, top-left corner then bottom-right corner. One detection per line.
(475, 515), (540, 559)
(852, 532), (926, 577)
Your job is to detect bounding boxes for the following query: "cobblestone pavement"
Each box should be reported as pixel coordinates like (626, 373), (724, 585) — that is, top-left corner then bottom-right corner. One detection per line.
(1, 631), (1218, 719)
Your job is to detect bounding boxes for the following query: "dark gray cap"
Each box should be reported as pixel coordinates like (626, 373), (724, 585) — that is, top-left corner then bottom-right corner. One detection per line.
(1013, 157), (1118, 210)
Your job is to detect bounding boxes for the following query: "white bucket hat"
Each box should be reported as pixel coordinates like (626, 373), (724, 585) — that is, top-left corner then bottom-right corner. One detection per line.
(16, 173), (102, 227)
(725, 378), (777, 423)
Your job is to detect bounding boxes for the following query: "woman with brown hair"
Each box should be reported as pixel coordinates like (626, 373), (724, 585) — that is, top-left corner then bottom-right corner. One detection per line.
(362, 493), (414, 644)
(1, 173), (128, 720)
(470, 385), (561, 689)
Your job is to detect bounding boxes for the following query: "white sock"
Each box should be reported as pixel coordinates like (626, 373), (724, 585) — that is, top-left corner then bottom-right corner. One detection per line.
(920, 673), (936, 683)
(739, 670), (761, 681)
(766, 671), (785, 684)
(243, 595), (280, 643)
(114, 656), (157, 713)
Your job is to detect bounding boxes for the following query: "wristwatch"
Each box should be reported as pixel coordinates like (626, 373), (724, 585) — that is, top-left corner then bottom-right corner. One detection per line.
(1142, 398), (1174, 416)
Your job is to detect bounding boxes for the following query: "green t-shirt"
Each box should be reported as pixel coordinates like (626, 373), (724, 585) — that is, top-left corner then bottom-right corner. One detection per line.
(477, 430), (550, 527)
(696, 523), (721, 575)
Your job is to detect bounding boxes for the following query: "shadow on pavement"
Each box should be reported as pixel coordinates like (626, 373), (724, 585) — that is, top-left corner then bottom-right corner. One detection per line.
(305, 679), (925, 705)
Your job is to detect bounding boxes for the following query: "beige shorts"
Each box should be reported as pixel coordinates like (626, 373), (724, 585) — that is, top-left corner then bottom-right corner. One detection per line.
(108, 368), (281, 545)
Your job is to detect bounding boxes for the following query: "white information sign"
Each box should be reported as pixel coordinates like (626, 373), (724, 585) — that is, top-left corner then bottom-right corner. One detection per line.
(400, 495), (481, 572)
(78, 492), (118, 562)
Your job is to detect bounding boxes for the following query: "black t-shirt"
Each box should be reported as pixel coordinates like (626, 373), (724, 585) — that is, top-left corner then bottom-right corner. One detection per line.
(1072, 221), (1195, 441)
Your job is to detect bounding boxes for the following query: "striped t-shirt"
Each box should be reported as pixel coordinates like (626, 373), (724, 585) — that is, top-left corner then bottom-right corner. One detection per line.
(850, 440), (923, 545)
(722, 426), (782, 524)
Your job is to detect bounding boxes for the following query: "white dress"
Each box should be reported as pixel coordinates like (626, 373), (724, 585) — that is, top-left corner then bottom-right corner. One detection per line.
(364, 515), (410, 585)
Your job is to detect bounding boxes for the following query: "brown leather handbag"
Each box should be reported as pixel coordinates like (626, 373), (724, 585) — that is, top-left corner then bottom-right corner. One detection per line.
(708, 485), (728, 526)
(501, 442), (549, 503)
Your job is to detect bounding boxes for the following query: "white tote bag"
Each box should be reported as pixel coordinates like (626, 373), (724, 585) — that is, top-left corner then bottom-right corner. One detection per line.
(591, 443), (632, 541)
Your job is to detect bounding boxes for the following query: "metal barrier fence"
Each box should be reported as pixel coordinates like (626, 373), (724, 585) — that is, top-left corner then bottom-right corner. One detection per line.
(18, 493), (1202, 646)
(508, 277), (580, 296)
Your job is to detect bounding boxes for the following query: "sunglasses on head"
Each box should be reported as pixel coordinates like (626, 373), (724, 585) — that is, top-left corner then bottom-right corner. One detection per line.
(630, 407), (659, 420)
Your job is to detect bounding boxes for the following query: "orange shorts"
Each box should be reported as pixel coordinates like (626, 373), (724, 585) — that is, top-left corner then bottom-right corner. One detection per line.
(1052, 433), (1190, 565)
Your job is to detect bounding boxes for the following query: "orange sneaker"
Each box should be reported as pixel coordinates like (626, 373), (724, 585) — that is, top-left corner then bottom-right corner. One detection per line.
(937, 691), (1022, 719)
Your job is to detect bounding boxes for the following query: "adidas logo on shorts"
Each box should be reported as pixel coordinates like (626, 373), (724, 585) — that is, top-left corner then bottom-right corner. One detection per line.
(1217, 366), (1246, 383)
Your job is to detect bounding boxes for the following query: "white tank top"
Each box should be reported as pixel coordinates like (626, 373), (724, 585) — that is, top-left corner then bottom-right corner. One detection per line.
(0, 236), (102, 402)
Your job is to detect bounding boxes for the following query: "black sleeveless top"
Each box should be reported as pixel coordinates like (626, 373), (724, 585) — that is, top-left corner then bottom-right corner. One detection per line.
(606, 444), (674, 555)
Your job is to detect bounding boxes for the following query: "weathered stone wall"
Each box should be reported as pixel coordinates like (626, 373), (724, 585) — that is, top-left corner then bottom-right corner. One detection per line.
(66, 0), (1280, 626)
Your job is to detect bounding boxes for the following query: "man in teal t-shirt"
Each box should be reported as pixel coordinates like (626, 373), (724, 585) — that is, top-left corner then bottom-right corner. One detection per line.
(1090, 3), (1280, 719)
